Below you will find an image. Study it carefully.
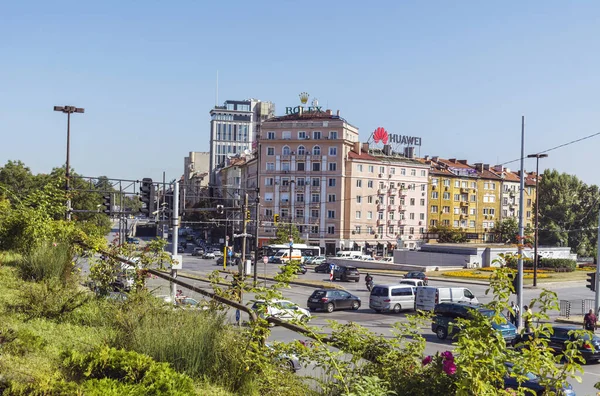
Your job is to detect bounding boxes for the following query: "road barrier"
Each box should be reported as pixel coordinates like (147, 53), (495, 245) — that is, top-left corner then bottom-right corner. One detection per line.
(559, 299), (594, 318)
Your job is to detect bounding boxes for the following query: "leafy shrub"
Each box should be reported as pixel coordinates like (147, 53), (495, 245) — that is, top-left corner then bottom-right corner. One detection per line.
(14, 278), (89, 320)
(62, 346), (195, 395)
(540, 258), (576, 272)
(17, 242), (74, 283)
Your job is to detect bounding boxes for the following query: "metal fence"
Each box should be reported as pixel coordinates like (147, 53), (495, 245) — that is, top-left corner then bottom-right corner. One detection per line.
(559, 299), (595, 318)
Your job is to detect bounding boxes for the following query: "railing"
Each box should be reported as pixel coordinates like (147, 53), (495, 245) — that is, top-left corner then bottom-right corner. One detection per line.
(559, 299), (595, 318)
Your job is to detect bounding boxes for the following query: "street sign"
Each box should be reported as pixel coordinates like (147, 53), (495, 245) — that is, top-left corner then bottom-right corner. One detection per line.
(263, 256), (268, 264)
(235, 309), (240, 323)
(228, 249), (233, 257)
(289, 237), (294, 247)
(171, 254), (183, 270)
(226, 235), (229, 241)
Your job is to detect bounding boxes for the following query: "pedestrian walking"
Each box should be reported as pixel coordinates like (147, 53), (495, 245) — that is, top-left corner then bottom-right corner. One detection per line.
(508, 301), (520, 327)
(584, 309), (597, 332)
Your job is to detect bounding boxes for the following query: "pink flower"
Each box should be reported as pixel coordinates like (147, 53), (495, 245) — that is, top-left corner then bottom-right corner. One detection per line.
(441, 351), (454, 362)
(443, 360), (457, 375)
(52, 242), (57, 247)
(422, 355), (432, 366)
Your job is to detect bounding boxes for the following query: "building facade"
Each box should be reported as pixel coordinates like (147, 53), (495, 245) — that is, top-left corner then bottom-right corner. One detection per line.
(182, 151), (210, 207)
(209, 99), (275, 184)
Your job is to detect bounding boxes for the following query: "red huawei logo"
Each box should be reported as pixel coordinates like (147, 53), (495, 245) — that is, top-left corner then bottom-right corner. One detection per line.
(373, 127), (389, 144)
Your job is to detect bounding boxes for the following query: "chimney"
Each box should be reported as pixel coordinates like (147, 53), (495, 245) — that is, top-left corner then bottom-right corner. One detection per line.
(449, 158), (457, 163)
(493, 165), (503, 172)
(432, 156), (439, 162)
(483, 164), (490, 171)
(458, 160), (468, 165)
(474, 163), (483, 172)
(353, 141), (360, 153)
(423, 155), (429, 161)
(326, 109), (332, 115)
(362, 142), (370, 153)
(336, 110), (340, 116)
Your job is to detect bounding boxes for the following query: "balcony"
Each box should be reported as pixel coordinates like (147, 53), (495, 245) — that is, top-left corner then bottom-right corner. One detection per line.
(398, 205), (405, 212)
(397, 219), (404, 226)
(377, 188), (387, 195)
(389, 188), (398, 195)
(309, 217), (319, 223)
(460, 201), (469, 206)
(279, 185), (290, 192)
(387, 219), (393, 225)
(295, 154), (306, 160)
(376, 219), (384, 226)
(310, 201), (320, 208)
(377, 204), (384, 211)
(388, 204), (396, 211)
(295, 184), (305, 191)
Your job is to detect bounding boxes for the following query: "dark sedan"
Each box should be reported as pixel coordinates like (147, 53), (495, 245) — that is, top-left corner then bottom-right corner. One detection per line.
(513, 325), (600, 363)
(307, 289), (361, 313)
(503, 363), (575, 395)
(404, 271), (428, 285)
(314, 262), (331, 273)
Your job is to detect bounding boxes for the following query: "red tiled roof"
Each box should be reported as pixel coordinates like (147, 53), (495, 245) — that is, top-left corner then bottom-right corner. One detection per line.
(348, 150), (377, 160)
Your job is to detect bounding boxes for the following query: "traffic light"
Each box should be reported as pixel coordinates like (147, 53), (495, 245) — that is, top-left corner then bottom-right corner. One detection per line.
(246, 210), (251, 221)
(216, 205), (224, 214)
(274, 214), (279, 224)
(140, 178), (155, 216)
(102, 194), (112, 215)
(587, 272), (596, 292)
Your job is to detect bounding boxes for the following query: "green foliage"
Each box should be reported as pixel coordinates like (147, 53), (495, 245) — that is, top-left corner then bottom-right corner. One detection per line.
(538, 169), (600, 257)
(344, 376), (396, 396)
(430, 225), (468, 243)
(62, 346), (195, 395)
(269, 222), (304, 244)
(13, 278), (89, 320)
(492, 218), (534, 245)
(539, 257), (577, 271)
(17, 242), (74, 283)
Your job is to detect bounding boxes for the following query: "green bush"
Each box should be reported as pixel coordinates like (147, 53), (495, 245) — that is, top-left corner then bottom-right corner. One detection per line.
(14, 278), (89, 320)
(62, 346), (195, 395)
(540, 258), (577, 272)
(17, 242), (74, 283)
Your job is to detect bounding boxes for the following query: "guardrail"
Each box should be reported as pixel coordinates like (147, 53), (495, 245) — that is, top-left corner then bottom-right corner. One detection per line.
(559, 299), (594, 318)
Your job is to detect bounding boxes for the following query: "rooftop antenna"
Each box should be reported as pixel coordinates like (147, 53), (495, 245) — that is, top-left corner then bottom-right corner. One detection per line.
(215, 70), (219, 106)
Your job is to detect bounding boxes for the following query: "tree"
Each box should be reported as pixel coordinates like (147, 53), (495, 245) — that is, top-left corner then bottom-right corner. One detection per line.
(269, 223), (304, 244)
(492, 218), (534, 244)
(429, 225), (467, 243)
(0, 160), (35, 202)
(538, 169), (600, 257)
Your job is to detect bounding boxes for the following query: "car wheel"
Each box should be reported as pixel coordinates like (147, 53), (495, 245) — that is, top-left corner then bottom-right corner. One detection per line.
(299, 315), (309, 323)
(354, 279), (359, 283)
(393, 304), (401, 314)
(286, 359), (296, 372)
(351, 301), (360, 310)
(436, 326), (448, 340)
(326, 303), (334, 313)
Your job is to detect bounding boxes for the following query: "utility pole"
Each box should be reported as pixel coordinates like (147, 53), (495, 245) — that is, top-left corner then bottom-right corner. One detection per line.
(527, 153), (548, 286)
(241, 193), (249, 280)
(595, 207), (600, 314)
(171, 181), (180, 302)
(253, 143), (261, 286)
(517, 116), (526, 330)
(162, 171), (166, 238)
(119, 183), (124, 245)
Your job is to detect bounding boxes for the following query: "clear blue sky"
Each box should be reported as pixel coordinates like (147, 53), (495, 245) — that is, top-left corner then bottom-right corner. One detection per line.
(2, 1), (600, 185)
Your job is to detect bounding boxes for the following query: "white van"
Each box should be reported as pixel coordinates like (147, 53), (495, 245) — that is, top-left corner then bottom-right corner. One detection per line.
(272, 249), (303, 263)
(336, 250), (362, 259)
(369, 284), (416, 313)
(415, 287), (479, 311)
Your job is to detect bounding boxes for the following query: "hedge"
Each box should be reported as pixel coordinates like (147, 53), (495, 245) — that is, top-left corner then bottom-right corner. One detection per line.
(540, 258), (576, 272)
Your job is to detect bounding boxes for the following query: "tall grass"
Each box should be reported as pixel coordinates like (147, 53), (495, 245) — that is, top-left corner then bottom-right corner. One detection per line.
(17, 242), (74, 283)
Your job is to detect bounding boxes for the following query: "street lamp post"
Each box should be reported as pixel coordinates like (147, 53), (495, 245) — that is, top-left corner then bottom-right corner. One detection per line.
(54, 105), (85, 221)
(289, 180), (295, 264)
(527, 153), (548, 287)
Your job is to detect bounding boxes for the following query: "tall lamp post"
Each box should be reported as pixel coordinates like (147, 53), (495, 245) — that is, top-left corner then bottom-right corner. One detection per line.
(288, 180), (295, 264)
(527, 153), (548, 287)
(54, 105), (85, 221)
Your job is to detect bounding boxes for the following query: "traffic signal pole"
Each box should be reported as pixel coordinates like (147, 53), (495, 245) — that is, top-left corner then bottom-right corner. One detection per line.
(595, 207), (600, 314)
(516, 116), (525, 330)
(171, 181), (180, 303)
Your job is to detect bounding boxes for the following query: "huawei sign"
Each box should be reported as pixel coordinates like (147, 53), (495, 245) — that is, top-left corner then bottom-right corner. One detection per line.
(373, 127), (389, 144)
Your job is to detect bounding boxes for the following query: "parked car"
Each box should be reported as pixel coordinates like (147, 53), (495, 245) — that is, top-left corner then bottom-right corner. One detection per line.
(314, 262), (331, 273)
(266, 344), (301, 373)
(379, 257), (393, 263)
(404, 271), (428, 285)
(177, 246), (185, 253)
(192, 247), (204, 256)
(307, 289), (361, 313)
(333, 265), (360, 282)
(250, 299), (311, 323)
(503, 362), (576, 395)
(399, 279), (426, 287)
(311, 256), (327, 265)
(415, 287), (479, 311)
(513, 325), (600, 363)
(203, 252), (216, 259)
(127, 237), (140, 245)
(369, 284), (416, 313)
(431, 302), (517, 342)
(213, 250), (224, 258)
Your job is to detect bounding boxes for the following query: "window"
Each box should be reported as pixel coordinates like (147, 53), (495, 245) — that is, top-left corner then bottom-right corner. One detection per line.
(410, 198), (415, 205)
(443, 192), (450, 200)
(357, 164), (363, 171)
(390, 167), (396, 175)
(470, 208), (476, 215)
(421, 170), (426, 177)
(355, 226), (361, 234)
(282, 146), (291, 155)
(443, 206), (450, 213)
(297, 162), (305, 171)
(356, 196), (362, 203)
(329, 163), (337, 171)
(430, 219), (438, 227)
(368, 165), (374, 172)
(453, 220), (459, 227)
(297, 146), (305, 155)
(454, 207), (460, 214)
(265, 193), (274, 201)
(432, 191), (439, 199)
(420, 213), (425, 220)
(328, 194), (336, 202)
(431, 206), (438, 213)
(389, 212), (395, 220)
(388, 226), (394, 234)
(297, 177), (305, 186)
(296, 209), (304, 218)
(312, 178), (320, 187)
(282, 131), (291, 139)
(443, 179), (450, 187)
(298, 131), (306, 139)
(471, 182), (477, 188)
(281, 178), (289, 186)
(378, 211), (384, 220)
(296, 193), (304, 202)
(469, 220), (475, 228)
(265, 178), (274, 186)
(527, 199), (532, 206)
(526, 211), (531, 218)
(368, 180), (374, 188)
(367, 211), (372, 219)
(311, 209), (319, 218)
(454, 194), (460, 201)
(356, 211), (361, 219)
(409, 227), (415, 235)
(329, 147), (337, 156)
(267, 147), (275, 156)
(310, 225), (319, 233)
(311, 194), (320, 203)
(401, 168), (406, 176)
(367, 196), (373, 203)
(462, 181), (468, 188)
(470, 195), (476, 202)
(432, 178), (439, 186)
(327, 225), (335, 234)
(420, 199), (425, 206)
(410, 169), (416, 176)
(379, 166), (385, 174)
(267, 131), (275, 140)
(282, 162), (290, 171)
(409, 213), (415, 220)
(328, 178), (336, 187)
(312, 162), (321, 171)
(266, 162), (275, 171)
(313, 146), (321, 155)
(357, 180), (362, 188)
(454, 180), (460, 187)
(313, 131), (321, 140)
(378, 226), (384, 234)
(265, 208), (273, 217)
(327, 210), (335, 219)
(329, 131), (338, 139)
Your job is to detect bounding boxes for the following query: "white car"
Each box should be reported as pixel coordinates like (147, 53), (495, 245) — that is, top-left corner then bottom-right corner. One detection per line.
(251, 299), (311, 323)
(311, 256), (327, 265)
(203, 252), (216, 259)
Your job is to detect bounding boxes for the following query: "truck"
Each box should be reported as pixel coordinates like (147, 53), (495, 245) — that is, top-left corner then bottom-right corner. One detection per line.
(415, 286), (479, 311)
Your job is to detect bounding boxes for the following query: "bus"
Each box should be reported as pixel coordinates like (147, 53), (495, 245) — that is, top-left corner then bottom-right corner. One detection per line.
(263, 244), (321, 261)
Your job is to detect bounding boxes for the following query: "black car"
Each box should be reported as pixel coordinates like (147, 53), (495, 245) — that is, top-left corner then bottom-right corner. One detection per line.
(404, 271), (428, 285)
(307, 289), (361, 313)
(503, 363), (575, 395)
(333, 266), (360, 282)
(513, 325), (600, 363)
(314, 262), (331, 273)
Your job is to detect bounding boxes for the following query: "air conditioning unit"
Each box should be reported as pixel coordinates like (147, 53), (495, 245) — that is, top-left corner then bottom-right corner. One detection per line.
(432, 185), (437, 190)
(445, 187), (449, 191)
(351, 230), (356, 235)
(388, 174), (392, 178)
(378, 174), (383, 178)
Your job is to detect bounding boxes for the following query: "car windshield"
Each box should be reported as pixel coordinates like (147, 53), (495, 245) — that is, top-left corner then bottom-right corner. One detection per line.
(274, 252), (284, 257)
(311, 291), (327, 299)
